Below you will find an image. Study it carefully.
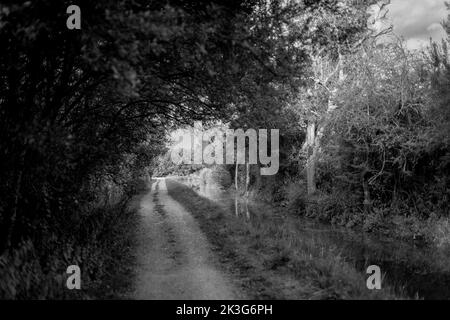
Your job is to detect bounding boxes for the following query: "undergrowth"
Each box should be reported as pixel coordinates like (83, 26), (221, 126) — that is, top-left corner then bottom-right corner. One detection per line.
(166, 178), (405, 300)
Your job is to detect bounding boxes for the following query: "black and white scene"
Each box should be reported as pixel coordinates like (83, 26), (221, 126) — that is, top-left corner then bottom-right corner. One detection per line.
(1, 0), (450, 302)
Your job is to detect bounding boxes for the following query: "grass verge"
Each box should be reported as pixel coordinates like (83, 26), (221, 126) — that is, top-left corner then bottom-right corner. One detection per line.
(166, 178), (405, 300)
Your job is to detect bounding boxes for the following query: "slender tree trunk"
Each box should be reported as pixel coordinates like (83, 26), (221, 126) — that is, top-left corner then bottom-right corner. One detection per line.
(362, 169), (371, 213)
(245, 198), (250, 220)
(235, 161), (239, 191)
(235, 161), (240, 216)
(245, 162), (250, 219)
(306, 121), (317, 196)
(245, 162), (250, 197)
(255, 163), (262, 191)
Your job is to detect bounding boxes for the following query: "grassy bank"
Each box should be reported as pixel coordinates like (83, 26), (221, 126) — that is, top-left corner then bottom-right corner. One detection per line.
(166, 179), (404, 300)
(251, 176), (450, 248)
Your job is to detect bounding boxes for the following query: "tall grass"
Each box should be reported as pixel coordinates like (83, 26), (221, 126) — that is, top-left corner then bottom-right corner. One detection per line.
(166, 179), (405, 300)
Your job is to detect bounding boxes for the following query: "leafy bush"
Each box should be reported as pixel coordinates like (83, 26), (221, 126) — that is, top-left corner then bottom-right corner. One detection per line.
(298, 39), (450, 239)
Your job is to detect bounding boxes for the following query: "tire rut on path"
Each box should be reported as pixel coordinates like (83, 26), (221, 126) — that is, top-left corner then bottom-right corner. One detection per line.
(132, 178), (239, 300)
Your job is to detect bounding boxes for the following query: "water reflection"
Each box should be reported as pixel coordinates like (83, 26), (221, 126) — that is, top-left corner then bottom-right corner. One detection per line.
(176, 175), (250, 219)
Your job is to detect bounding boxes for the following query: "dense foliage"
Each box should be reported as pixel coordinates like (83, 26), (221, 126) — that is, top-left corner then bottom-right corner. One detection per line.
(1, 0), (448, 298)
(252, 6), (450, 242)
(0, 0), (376, 298)
(0, 0), (306, 298)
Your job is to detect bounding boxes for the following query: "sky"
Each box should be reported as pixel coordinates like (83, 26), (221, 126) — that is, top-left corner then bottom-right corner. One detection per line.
(384, 0), (448, 49)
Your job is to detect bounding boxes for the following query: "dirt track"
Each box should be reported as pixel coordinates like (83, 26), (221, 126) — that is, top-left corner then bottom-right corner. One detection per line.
(131, 178), (238, 300)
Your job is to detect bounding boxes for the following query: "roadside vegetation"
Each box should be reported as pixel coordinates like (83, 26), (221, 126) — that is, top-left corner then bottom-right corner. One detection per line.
(1, 0), (449, 299)
(223, 9), (450, 247)
(248, 35), (450, 246)
(0, 176), (143, 299)
(166, 178), (404, 299)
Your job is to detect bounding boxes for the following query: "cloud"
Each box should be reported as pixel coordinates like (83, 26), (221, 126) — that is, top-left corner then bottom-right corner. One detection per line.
(427, 22), (444, 32)
(386, 0), (447, 49)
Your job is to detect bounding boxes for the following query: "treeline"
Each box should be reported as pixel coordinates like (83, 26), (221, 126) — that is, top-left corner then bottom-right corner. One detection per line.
(3, 0), (446, 299)
(0, 0), (358, 298)
(158, 1), (450, 246)
(305, 39), (450, 238)
(238, 5), (450, 244)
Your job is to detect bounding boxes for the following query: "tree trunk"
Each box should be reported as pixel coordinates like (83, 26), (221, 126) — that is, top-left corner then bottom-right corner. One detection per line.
(362, 169), (372, 213)
(235, 161), (239, 191)
(244, 198), (250, 220)
(255, 163), (262, 191)
(245, 162), (250, 219)
(306, 121), (317, 196)
(245, 162), (250, 197)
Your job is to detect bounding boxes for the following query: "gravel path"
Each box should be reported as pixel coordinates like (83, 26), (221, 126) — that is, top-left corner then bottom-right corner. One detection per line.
(132, 178), (238, 300)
